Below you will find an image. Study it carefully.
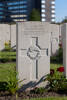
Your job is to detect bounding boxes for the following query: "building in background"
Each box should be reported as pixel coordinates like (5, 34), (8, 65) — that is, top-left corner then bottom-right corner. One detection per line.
(0, 0), (55, 22)
(41, 0), (55, 22)
(0, 0), (28, 22)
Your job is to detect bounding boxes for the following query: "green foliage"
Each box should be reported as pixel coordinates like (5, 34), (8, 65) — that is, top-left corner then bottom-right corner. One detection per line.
(51, 48), (63, 64)
(62, 19), (67, 23)
(29, 8), (40, 21)
(47, 69), (67, 92)
(57, 47), (63, 63)
(0, 68), (22, 96)
(4, 41), (12, 51)
(50, 63), (62, 71)
(6, 70), (18, 94)
(0, 64), (18, 93)
(6, 69), (22, 95)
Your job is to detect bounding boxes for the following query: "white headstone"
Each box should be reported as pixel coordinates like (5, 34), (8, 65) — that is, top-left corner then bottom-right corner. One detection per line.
(61, 23), (67, 78)
(50, 24), (59, 56)
(16, 22), (50, 87)
(0, 24), (10, 50)
(10, 24), (16, 50)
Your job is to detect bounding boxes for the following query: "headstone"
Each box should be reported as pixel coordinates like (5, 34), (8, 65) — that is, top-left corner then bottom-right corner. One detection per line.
(61, 23), (67, 78)
(50, 24), (59, 56)
(17, 22), (50, 87)
(0, 24), (10, 50)
(10, 24), (16, 50)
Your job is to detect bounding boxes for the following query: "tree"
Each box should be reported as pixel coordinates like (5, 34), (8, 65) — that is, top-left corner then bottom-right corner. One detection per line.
(29, 8), (40, 21)
(61, 19), (67, 23)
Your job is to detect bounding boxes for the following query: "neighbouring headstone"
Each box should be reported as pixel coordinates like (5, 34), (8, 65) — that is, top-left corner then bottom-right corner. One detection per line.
(50, 24), (59, 56)
(10, 24), (16, 50)
(0, 24), (16, 51)
(16, 22), (50, 88)
(0, 24), (10, 50)
(61, 23), (67, 78)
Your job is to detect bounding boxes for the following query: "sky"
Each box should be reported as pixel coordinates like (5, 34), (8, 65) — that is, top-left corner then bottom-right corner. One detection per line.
(56, 0), (67, 22)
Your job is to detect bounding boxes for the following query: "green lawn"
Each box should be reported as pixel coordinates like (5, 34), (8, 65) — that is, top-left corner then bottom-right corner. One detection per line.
(0, 50), (65, 99)
(0, 62), (16, 82)
(0, 51), (16, 55)
(0, 50), (63, 84)
(0, 51), (16, 62)
(0, 51), (16, 57)
(0, 53), (65, 99)
(26, 97), (67, 100)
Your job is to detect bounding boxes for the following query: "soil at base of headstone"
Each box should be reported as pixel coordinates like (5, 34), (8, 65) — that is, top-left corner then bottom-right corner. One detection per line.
(0, 91), (67, 100)
(0, 91), (16, 100)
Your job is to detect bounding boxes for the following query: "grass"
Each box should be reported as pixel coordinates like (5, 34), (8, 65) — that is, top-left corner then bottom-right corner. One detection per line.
(0, 48), (65, 99)
(0, 62), (16, 82)
(0, 50), (63, 88)
(0, 62), (61, 82)
(0, 51), (16, 82)
(0, 50), (62, 82)
(26, 97), (67, 100)
(0, 51), (16, 56)
(0, 51), (16, 60)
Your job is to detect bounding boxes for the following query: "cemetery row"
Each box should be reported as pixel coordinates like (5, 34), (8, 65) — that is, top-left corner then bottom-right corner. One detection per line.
(16, 22), (66, 89)
(0, 22), (67, 100)
(0, 22), (66, 87)
(0, 22), (59, 56)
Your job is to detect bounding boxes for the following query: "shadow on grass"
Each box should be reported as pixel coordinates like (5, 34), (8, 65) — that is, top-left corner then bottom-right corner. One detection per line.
(0, 82), (8, 91)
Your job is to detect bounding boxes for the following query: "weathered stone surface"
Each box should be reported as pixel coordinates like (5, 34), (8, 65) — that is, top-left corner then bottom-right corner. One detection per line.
(50, 24), (59, 56)
(0, 24), (10, 50)
(0, 24), (16, 51)
(61, 23), (67, 78)
(16, 22), (50, 88)
(10, 24), (16, 49)
(0, 23), (59, 56)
